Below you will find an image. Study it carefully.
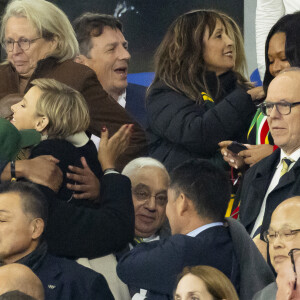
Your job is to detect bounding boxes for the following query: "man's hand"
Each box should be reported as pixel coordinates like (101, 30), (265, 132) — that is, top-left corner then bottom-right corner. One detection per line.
(98, 124), (132, 171)
(22, 156), (62, 192)
(239, 144), (273, 167)
(276, 254), (300, 300)
(67, 157), (100, 201)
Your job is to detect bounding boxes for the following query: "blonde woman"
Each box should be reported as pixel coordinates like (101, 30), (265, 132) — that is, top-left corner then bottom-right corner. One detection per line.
(11, 78), (131, 203)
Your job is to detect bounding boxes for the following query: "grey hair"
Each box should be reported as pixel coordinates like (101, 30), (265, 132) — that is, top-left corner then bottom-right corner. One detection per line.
(122, 157), (169, 179)
(1, 0), (79, 62)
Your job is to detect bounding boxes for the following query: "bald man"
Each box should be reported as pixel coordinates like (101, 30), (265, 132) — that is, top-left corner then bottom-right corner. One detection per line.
(0, 264), (44, 300)
(238, 68), (300, 239)
(254, 196), (300, 299)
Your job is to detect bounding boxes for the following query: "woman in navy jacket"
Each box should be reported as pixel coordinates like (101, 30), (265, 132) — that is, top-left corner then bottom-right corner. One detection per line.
(146, 10), (256, 171)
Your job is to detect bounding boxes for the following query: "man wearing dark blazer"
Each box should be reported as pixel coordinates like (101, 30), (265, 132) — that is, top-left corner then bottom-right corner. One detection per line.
(0, 181), (114, 300)
(126, 83), (147, 128)
(73, 13), (148, 129)
(238, 69), (300, 242)
(117, 159), (274, 300)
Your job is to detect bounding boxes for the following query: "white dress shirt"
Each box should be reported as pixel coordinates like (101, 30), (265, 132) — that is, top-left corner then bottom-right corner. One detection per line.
(251, 148), (300, 237)
(187, 222), (224, 237)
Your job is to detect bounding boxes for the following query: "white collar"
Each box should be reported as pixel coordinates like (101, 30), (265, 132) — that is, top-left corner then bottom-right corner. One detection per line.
(65, 131), (89, 148)
(117, 90), (126, 108)
(277, 148), (300, 168)
(186, 222), (224, 237)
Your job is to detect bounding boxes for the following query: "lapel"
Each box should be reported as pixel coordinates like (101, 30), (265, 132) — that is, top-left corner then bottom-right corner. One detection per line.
(124, 85), (133, 111)
(241, 150), (280, 228)
(24, 57), (58, 93)
(272, 158), (300, 193)
(38, 254), (64, 298)
(250, 149), (280, 196)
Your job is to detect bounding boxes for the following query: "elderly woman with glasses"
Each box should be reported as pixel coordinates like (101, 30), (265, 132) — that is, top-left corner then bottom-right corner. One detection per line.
(253, 196), (300, 300)
(0, 0), (146, 170)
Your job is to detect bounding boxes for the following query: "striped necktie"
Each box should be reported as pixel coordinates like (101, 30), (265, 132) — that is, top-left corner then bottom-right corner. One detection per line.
(280, 158), (294, 177)
(132, 237), (144, 246)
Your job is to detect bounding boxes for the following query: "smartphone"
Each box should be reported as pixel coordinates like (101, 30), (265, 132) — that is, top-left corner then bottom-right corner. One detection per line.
(227, 141), (248, 154)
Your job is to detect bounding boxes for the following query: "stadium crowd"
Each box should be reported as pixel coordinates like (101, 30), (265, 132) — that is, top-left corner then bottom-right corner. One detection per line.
(0, 0), (300, 299)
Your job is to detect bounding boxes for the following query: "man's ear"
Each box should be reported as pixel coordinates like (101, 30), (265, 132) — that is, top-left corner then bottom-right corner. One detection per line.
(74, 55), (90, 66)
(31, 218), (45, 240)
(35, 116), (49, 133)
(177, 193), (189, 217)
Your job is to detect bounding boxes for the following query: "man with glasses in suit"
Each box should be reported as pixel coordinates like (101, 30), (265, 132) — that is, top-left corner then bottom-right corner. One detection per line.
(237, 68), (300, 242)
(254, 196), (300, 299)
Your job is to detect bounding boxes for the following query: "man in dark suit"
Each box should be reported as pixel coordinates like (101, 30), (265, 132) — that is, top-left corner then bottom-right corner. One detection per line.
(73, 13), (147, 129)
(0, 181), (114, 300)
(117, 159), (273, 300)
(238, 68), (300, 243)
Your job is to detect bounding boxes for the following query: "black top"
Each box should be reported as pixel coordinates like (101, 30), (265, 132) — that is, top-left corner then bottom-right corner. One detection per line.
(117, 226), (235, 300)
(43, 173), (135, 259)
(29, 139), (102, 205)
(146, 72), (256, 171)
(16, 242), (114, 300)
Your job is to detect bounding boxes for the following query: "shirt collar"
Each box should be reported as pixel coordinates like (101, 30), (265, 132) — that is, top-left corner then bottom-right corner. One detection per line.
(186, 222), (223, 237)
(117, 90), (126, 108)
(277, 148), (300, 168)
(65, 131), (89, 148)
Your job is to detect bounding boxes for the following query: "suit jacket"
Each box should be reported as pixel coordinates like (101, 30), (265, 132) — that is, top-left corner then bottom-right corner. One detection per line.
(34, 253), (114, 300)
(226, 218), (275, 300)
(43, 173), (135, 259)
(238, 149), (300, 235)
(253, 282), (277, 300)
(0, 58), (147, 170)
(117, 226), (235, 299)
(126, 83), (148, 129)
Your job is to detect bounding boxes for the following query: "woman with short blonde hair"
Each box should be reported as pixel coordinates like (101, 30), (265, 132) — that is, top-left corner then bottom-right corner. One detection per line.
(11, 78), (100, 202)
(31, 78), (89, 139)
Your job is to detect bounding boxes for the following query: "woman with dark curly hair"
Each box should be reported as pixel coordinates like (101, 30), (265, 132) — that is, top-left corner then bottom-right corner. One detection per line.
(146, 9), (256, 171)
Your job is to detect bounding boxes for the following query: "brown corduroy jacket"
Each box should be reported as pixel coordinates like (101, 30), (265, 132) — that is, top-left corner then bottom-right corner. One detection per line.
(0, 57), (148, 170)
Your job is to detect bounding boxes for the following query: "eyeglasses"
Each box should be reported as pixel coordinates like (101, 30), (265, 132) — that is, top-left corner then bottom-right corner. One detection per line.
(288, 248), (300, 290)
(263, 229), (300, 243)
(133, 189), (168, 206)
(259, 100), (300, 116)
(2, 37), (42, 52)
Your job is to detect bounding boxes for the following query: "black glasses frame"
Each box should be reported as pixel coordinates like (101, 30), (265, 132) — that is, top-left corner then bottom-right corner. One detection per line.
(259, 100), (300, 116)
(288, 248), (300, 290)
